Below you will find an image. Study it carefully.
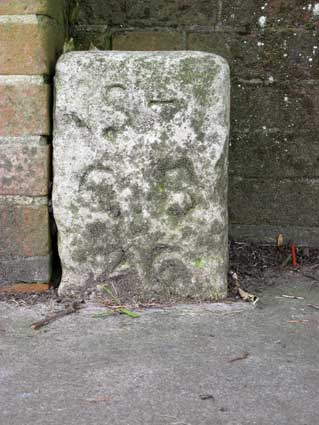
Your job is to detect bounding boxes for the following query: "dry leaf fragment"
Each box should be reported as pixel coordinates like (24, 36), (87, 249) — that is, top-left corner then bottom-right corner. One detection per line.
(277, 233), (284, 249)
(238, 287), (259, 304)
(199, 394), (215, 401)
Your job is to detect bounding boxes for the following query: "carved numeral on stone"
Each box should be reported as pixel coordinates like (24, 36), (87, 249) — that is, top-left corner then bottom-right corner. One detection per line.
(64, 112), (88, 128)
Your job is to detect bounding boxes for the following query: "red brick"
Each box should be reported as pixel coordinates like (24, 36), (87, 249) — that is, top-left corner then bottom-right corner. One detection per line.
(112, 31), (183, 50)
(229, 130), (319, 178)
(187, 30), (319, 81)
(0, 203), (50, 258)
(0, 0), (65, 23)
(229, 177), (319, 227)
(0, 255), (51, 284)
(221, 0), (319, 29)
(231, 82), (319, 133)
(0, 16), (64, 75)
(0, 144), (50, 196)
(150, 0), (219, 26)
(0, 78), (51, 137)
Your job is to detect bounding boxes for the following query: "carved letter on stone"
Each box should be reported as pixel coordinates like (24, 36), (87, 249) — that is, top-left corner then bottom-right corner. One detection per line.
(53, 51), (230, 301)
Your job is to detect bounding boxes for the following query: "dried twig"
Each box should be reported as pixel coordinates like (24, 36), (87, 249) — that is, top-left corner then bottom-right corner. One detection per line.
(228, 351), (250, 363)
(31, 302), (82, 330)
(307, 304), (319, 310)
(278, 295), (305, 300)
(199, 394), (215, 401)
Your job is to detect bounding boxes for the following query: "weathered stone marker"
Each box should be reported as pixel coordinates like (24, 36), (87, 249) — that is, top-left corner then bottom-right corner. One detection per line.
(53, 51), (230, 301)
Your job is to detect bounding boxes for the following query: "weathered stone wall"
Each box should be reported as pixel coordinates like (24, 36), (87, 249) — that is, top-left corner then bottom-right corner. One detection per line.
(0, 1), (66, 285)
(70, 0), (319, 246)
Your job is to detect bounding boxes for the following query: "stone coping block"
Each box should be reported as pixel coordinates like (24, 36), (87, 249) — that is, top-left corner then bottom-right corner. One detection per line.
(53, 51), (230, 301)
(0, 0), (65, 23)
(0, 15), (64, 75)
(0, 76), (50, 136)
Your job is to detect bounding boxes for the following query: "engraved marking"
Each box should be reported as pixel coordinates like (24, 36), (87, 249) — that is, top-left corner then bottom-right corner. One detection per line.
(149, 98), (178, 105)
(64, 112), (88, 129)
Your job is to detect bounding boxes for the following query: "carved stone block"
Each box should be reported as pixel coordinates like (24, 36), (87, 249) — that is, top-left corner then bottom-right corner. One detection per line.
(53, 51), (230, 301)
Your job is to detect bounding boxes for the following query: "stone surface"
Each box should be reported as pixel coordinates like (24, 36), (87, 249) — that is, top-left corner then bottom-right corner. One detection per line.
(0, 76), (51, 137)
(0, 16), (64, 75)
(0, 140), (50, 196)
(53, 51), (230, 300)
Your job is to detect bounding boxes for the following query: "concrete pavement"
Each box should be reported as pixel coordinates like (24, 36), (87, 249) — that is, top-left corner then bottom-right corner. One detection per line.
(1, 268), (319, 425)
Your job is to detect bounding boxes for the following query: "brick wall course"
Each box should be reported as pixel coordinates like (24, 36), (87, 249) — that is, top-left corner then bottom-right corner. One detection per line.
(232, 83), (319, 133)
(187, 30), (319, 81)
(0, 1), (66, 285)
(0, 143), (50, 196)
(221, 0), (319, 30)
(67, 0), (319, 245)
(0, 255), (51, 285)
(75, 0), (219, 27)
(0, 77), (51, 137)
(229, 130), (319, 178)
(229, 177), (319, 227)
(0, 202), (50, 259)
(0, 15), (64, 75)
(0, 0), (65, 23)
(113, 30), (184, 50)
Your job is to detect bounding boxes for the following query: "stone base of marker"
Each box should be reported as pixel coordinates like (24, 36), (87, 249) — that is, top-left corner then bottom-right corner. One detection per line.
(53, 51), (230, 302)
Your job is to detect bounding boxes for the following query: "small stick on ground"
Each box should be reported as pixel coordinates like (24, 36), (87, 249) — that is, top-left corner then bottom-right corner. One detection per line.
(228, 351), (250, 363)
(307, 304), (319, 310)
(279, 295), (305, 300)
(31, 302), (82, 330)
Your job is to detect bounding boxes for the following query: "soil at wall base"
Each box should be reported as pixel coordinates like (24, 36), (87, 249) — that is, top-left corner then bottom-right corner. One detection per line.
(1, 241), (319, 306)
